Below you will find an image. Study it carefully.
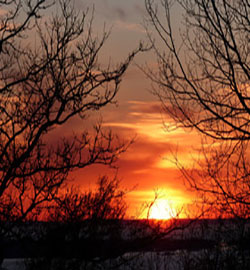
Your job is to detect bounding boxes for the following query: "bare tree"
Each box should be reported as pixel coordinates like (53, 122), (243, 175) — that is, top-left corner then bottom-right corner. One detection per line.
(144, 0), (250, 217)
(35, 176), (128, 261)
(0, 0), (142, 223)
(48, 175), (127, 223)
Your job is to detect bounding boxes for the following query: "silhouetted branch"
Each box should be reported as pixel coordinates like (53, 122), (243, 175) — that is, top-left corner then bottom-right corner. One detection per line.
(0, 0), (142, 223)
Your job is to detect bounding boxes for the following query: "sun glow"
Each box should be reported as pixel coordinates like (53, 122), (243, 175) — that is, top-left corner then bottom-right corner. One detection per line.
(149, 199), (177, 220)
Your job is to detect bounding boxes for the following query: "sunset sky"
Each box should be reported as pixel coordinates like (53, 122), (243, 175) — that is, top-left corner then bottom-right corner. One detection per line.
(63, 0), (198, 218)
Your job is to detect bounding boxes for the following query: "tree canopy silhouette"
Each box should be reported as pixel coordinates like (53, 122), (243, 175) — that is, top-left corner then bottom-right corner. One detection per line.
(145, 0), (250, 218)
(0, 0), (141, 222)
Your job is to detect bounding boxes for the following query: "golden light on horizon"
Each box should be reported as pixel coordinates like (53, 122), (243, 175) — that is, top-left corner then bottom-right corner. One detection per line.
(127, 189), (192, 219)
(148, 198), (177, 220)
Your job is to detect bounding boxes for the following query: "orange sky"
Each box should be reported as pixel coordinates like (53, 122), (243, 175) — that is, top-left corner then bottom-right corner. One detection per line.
(57, 0), (199, 218)
(74, 99), (198, 218)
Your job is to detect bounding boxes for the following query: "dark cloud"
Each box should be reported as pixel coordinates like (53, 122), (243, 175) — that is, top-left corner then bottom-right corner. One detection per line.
(96, 1), (128, 21)
(114, 7), (127, 21)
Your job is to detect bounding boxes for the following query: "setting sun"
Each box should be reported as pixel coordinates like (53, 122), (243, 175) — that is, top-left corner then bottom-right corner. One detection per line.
(149, 199), (177, 220)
